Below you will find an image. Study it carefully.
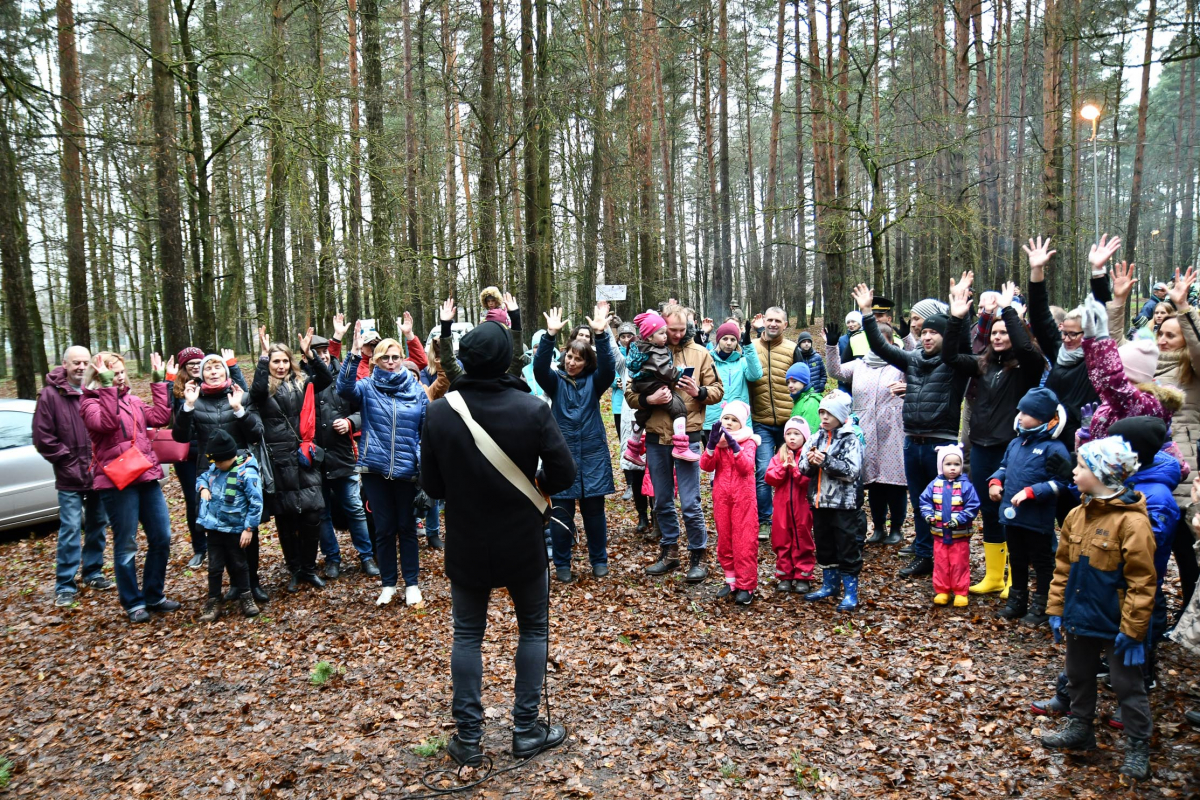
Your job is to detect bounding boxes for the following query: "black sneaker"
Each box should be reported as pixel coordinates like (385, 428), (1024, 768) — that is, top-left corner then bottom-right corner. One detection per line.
(361, 557), (381, 577)
(734, 590), (753, 605)
(512, 722), (567, 759)
(898, 556), (933, 578)
(323, 561), (341, 580)
(147, 598), (181, 613)
(716, 584), (733, 601)
(427, 534), (445, 550)
(187, 552), (206, 570)
(128, 608), (151, 624)
(84, 576), (115, 591)
(55, 592), (76, 608)
(447, 735), (483, 766)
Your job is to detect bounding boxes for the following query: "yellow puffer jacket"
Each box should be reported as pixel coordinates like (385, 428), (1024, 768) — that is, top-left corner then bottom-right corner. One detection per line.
(750, 335), (798, 426)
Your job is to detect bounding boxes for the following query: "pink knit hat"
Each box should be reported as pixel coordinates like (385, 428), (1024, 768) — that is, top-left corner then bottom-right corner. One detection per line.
(485, 307), (511, 326)
(721, 399), (752, 429)
(714, 321), (741, 342)
(783, 415), (811, 447)
(635, 311), (667, 340)
(1118, 338), (1158, 385)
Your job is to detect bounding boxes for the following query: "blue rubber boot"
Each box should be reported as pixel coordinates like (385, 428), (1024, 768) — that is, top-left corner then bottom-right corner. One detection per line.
(836, 574), (859, 611)
(804, 568), (840, 601)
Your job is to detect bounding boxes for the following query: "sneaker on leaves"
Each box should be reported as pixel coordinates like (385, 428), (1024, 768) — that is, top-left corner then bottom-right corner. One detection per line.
(405, 586), (424, 607)
(376, 587), (398, 606)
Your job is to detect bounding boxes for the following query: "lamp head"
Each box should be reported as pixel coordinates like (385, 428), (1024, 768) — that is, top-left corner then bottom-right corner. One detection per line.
(1080, 103), (1101, 122)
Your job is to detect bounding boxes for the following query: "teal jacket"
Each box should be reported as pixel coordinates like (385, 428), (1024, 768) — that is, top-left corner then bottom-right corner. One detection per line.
(705, 343), (763, 428)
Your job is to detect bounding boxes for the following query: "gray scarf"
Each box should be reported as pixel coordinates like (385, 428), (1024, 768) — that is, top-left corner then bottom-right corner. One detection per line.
(1056, 345), (1084, 368)
(863, 350), (889, 369)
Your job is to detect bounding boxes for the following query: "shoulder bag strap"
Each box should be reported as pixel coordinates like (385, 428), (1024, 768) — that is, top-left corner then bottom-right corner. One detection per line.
(444, 391), (548, 514)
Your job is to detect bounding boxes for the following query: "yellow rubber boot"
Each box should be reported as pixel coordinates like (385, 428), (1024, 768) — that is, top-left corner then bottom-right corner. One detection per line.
(933, 593), (950, 605)
(1000, 548), (1012, 600)
(970, 542), (1007, 595)
(953, 594), (969, 607)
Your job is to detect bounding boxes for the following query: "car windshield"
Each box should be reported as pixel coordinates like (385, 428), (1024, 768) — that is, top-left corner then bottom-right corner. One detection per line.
(0, 410), (32, 450)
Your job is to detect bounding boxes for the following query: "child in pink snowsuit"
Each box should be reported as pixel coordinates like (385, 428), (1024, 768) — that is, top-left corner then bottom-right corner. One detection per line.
(765, 416), (815, 594)
(918, 443), (980, 606)
(700, 399), (760, 605)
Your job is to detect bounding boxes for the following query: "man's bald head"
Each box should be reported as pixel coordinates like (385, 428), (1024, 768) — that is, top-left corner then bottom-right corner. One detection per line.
(62, 346), (91, 387)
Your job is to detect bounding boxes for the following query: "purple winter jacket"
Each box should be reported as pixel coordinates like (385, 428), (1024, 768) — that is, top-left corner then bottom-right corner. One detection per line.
(32, 367), (95, 492)
(79, 381), (173, 491)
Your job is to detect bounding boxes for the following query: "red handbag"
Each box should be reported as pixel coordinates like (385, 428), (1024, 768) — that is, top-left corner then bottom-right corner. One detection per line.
(102, 416), (154, 490)
(148, 427), (190, 464)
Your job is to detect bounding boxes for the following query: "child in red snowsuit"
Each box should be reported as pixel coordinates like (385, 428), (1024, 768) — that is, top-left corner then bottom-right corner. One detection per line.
(699, 399), (760, 605)
(765, 416), (815, 594)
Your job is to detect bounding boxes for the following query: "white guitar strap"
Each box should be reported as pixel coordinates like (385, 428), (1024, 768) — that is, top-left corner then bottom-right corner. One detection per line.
(444, 391), (548, 515)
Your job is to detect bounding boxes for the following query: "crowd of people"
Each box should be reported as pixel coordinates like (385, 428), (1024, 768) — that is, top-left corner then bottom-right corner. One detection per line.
(28, 239), (1200, 780)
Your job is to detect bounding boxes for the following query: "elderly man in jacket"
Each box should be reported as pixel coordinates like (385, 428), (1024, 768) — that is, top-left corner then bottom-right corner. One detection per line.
(625, 303), (724, 580)
(33, 346), (113, 607)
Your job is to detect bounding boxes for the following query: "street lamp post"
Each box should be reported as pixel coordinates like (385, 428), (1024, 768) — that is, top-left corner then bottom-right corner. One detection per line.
(1081, 104), (1102, 245)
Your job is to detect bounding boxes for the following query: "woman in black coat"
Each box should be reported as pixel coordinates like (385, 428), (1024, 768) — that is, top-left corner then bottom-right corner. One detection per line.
(250, 326), (332, 592)
(173, 353), (267, 600)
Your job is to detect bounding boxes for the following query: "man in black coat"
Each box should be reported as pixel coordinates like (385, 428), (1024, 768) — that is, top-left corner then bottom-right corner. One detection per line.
(420, 320), (577, 767)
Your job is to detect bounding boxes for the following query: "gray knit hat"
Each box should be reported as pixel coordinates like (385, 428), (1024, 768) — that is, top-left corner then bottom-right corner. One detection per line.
(911, 298), (949, 321)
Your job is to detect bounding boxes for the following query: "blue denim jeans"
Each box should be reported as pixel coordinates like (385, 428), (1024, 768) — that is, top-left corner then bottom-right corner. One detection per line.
(753, 422), (786, 524)
(646, 435), (707, 551)
(549, 496), (608, 570)
(361, 473), (419, 587)
(318, 474), (374, 564)
(55, 490), (108, 595)
(969, 442), (1007, 545)
(426, 500), (441, 536)
(902, 437), (941, 560)
(100, 481), (172, 612)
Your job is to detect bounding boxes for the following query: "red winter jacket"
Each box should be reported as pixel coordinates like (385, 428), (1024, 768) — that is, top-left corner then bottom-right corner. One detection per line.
(79, 382), (173, 490)
(33, 367), (95, 491)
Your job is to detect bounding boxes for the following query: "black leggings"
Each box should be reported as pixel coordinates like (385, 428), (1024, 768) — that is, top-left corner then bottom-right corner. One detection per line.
(867, 483), (906, 533)
(1174, 518), (1199, 612)
(275, 508), (321, 574)
(1007, 524), (1055, 596)
(623, 469), (648, 518)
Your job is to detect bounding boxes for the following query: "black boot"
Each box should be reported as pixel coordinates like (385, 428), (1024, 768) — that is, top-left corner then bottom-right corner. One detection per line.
(685, 549), (708, 583)
(898, 556), (933, 577)
(882, 529), (903, 545)
(1021, 593), (1050, 626)
(512, 721), (567, 759)
(864, 527), (887, 545)
(1041, 718), (1097, 751)
(1185, 709), (1200, 727)
(447, 735), (483, 766)
(646, 544), (680, 576)
(998, 588), (1029, 619)
(635, 511), (649, 536)
(223, 586), (240, 602)
(251, 585), (270, 603)
(1119, 737), (1151, 782)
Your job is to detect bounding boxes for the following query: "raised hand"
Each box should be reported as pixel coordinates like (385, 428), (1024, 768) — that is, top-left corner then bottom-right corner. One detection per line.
(440, 297), (456, 322)
(1170, 266), (1196, 309)
(948, 272), (974, 318)
(399, 311), (415, 339)
(150, 352), (164, 374)
(997, 281), (1018, 309)
(332, 313), (350, 340)
(221, 348), (236, 364)
(595, 300), (610, 322)
(229, 383), (244, 412)
(1110, 260), (1136, 302)
(164, 355), (177, 377)
(259, 325), (271, 357)
(351, 320), (363, 356)
(543, 307), (567, 336)
(586, 303), (608, 333)
(183, 380), (200, 406)
(298, 326), (315, 356)
(851, 283), (874, 314)
(1088, 234), (1122, 274)
(701, 318), (714, 334)
(1023, 236), (1056, 275)
(752, 313), (765, 330)
(825, 323), (841, 345)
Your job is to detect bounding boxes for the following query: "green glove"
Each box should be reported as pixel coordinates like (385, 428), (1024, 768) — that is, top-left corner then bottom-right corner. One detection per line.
(97, 370), (115, 387)
(151, 369), (165, 382)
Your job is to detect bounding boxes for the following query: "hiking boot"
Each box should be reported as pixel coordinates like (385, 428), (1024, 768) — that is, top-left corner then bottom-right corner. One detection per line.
(646, 544), (680, 576)
(426, 533), (445, 550)
(447, 735), (483, 766)
(147, 598), (181, 613)
(685, 549), (708, 583)
(805, 569), (841, 601)
(84, 576), (115, 591)
(836, 575), (859, 611)
(361, 557), (381, 577)
(1021, 593), (1050, 627)
(998, 589), (1029, 620)
(734, 589), (753, 605)
(1119, 737), (1150, 782)
(323, 561), (341, 580)
(199, 598), (221, 623)
(1041, 718), (1097, 751)
(898, 556), (933, 578)
(239, 593), (260, 618)
(882, 529), (903, 545)
(776, 579), (792, 593)
(187, 552), (206, 570)
(512, 721), (567, 759)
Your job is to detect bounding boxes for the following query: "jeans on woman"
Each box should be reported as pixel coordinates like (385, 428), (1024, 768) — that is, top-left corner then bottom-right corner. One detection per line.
(361, 473), (419, 587)
(100, 481), (172, 612)
(451, 573), (548, 742)
(174, 460), (205, 555)
(549, 496), (608, 570)
(968, 442), (1007, 545)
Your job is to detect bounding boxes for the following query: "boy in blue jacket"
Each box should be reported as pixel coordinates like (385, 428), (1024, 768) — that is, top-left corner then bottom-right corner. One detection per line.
(197, 429), (263, 621)
(988, 387), (1070, 626)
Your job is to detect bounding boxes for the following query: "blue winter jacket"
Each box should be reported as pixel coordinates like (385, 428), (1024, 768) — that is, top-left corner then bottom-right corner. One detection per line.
(793, 347), (828, 394)
(336, 354), (428, 481)
(533, 331), (616, 499)
(1127, 450), (1182, 590)
(196, 452), (263, 533)
(705, 343), (764, 428)
(989, 422), (1071, 533)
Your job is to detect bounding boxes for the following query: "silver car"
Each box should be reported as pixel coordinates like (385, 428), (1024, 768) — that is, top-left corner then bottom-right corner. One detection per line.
(0, 398), (59, 530)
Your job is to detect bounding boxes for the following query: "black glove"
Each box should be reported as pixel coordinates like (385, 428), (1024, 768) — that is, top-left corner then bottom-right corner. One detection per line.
(1045, 451), (1074, 483)
(825, 324), (841, 346)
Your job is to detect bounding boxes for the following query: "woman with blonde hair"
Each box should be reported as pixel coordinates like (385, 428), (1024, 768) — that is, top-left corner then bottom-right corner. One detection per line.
(249, 326), (333, 593)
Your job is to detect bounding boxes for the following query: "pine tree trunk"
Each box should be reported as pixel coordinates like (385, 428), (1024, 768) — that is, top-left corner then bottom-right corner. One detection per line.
(56, 0), (90, 348)
(477, 0), (499, 287)
(1124, 0), (1156, 265)
(347, 0), (364, 320)
(0, 112), (41, 397)
(760, 0), (786, 312)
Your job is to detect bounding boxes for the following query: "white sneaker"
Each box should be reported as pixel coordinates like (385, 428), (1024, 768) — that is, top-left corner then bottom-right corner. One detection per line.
(405, 585), (424, 607)
(376, 586), (397, 606)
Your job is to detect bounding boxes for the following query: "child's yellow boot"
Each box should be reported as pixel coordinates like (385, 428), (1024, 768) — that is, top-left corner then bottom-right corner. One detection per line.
(953, 594), (969, 607)
(933, 593), (950, 605)
(970, 542), (1007, 594)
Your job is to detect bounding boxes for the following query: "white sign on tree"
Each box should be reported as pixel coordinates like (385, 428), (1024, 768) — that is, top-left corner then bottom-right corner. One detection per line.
(596, 284), (627, 301)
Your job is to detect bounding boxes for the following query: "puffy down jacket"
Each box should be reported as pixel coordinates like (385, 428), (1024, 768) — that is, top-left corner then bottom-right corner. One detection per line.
(196, 453), (263, 533)
(336, 353), (427, 481)
(750, 335), (797, 426)
(798, 425), (863, 510)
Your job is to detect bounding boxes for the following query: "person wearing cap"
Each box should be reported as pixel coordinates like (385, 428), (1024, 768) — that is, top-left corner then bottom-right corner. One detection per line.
(704, 319), (763, 435)
(195, 429), (263, 621)
(796, 391), (864, 611)
(824, 319), (907, 545)
(904, 299), (949, 351)
(420, 314), (577, 768)
(173, 353), (268, 600)
(791, 332), (827, 394)
(942, 276), (1047, 595)
(1041, 436), (1156, 782)
(854, 283), (976, 580)
(534, 304), (618, 583)
(748, 307), (798, 540)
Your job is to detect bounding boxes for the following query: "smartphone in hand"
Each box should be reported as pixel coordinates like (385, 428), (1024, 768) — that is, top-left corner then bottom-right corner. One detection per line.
(681, 366), (696, 379)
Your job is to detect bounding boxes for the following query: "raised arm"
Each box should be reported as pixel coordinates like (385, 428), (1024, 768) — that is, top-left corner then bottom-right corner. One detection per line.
(994, 283), (1044, 378)
(822, 326), (853, 384)
(1024, 236), (1063, 359)
(851, 284), (909, 371)
(1169, 268), (1200, 366)
(532, 329), (560, 398)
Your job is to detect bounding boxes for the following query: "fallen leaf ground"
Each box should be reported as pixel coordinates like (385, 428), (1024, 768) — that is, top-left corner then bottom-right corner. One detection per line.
(2, 378), (1199, 799)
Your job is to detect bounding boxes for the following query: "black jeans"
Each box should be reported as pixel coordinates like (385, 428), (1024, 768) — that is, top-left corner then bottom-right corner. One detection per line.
(813, 508), (862, 576)
(968, 443), (1007, 545)
(361, 473), (419, 587)
(1006, 524), (1055, 595)
(175, 460), (205, 555)
(623, 469), (648, 518)
(206, 529), (251, 598)
(451, 573), (549, 742)
(275, 508), (321, 574)
(867, 483), (907, 534)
